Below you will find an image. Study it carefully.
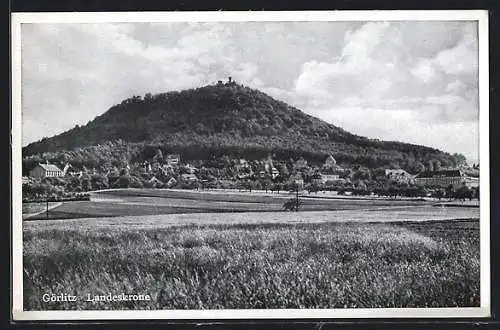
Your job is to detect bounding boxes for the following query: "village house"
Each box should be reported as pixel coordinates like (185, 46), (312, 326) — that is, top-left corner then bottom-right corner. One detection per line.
(263, 155), (274, 172)
(414, 169), (475, 189)
(294, 157), (308, 170)
(236, 158), (253, 179)
(151, 161), (161, 172)
(166, 154), (181, 166)
(64, 164), (83, 177)
(322, 154), (344, 172)
(165, 177), (177, 188)
(68, 169), (83, 177)
(288, 173), (304, 188)
(311, 173), (342, 185)
(181, 173), (199, 183)
(323, 155), (337, 168)
(236, 158), (251, 169)
(310, 173), (323, 185)
(322, 174), (341, 183)
(142, 161), (152, 173)
(148, 176), (164, 188)
(29, 163), (64, 179)
(62, 164), (71, 175)
(237, 172), (252, 180)
(465, 176), (480, 188)
(258, 156), (280, 180)
(183, 163), (198, 174)
(385, 169), (415, 184)
(271, 167), (280, 180)
(160, 164), (174, 176)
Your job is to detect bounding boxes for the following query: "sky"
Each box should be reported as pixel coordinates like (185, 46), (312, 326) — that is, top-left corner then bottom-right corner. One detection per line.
(20, 20), (480, 163)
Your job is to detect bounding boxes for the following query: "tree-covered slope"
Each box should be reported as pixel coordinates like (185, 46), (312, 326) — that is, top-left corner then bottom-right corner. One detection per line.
(23, 82), (464, 170)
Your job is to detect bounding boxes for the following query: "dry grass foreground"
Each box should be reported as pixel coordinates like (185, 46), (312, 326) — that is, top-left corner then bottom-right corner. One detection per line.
(23, 219), (479, 310)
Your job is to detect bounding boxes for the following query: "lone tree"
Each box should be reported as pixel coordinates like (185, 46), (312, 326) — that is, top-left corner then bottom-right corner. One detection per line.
(154, 148), (163, 162)
(445, 184), (455, 200)
(283, 181), (302, 211)
(455, 185), (472, 201)
(283, 198), (303, 211)
(427, 160), (434, 172)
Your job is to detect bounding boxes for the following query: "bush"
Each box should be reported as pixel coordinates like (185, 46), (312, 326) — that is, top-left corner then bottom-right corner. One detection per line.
(282, 197), (302, 211)
(129, 176), (144, 188)
(454, 186), (473, 201)
(352, 188), (371, 196)
(112, 175), (132, 188)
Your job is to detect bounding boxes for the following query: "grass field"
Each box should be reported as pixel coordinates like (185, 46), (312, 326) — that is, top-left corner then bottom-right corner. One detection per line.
(23, 216), (480, 310)
(24, 188), (444, 220)
(22, 202), (61, 216)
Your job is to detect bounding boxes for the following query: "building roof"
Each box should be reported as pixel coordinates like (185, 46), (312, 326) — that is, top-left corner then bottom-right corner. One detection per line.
(325, 155), (336, 164)
(37, 163), (63, 172)
(322, 173), (339, 178)
(415, 169), (463, 178)
(385, 169), (410, 176)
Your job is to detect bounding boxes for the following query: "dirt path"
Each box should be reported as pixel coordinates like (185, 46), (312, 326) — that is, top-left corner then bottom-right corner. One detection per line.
(22, 202), (62, 219)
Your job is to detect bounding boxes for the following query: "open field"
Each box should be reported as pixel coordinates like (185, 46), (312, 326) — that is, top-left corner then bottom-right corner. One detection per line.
(22, 202), (62, 217)
(434, 200), (480, 207)
(23, 206), (480, 229)
(23, 217), (480, 310)
(21, 188), (481, 310)
(23, 188), (445, 220)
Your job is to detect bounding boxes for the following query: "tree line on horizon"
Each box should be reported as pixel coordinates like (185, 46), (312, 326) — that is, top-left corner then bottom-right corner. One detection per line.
(22, 139), (468, 178)
(22, 83), (468, 174)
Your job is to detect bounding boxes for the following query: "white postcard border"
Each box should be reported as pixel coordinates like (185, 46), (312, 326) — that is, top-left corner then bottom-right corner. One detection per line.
(11, 9), (491, 320)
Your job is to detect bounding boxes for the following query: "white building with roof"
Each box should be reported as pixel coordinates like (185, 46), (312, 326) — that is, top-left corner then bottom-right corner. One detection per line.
(29, 163), (64, 179)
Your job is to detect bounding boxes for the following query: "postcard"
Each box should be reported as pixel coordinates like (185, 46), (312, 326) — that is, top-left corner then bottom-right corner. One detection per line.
(11, 10), (490, 320)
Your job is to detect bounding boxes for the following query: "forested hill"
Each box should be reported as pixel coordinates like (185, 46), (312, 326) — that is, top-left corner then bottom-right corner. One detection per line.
(23, 81), (465, 170)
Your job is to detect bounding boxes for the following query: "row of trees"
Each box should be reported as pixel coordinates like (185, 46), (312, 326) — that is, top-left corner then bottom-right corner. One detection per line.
(282, 184), (478, 212)
(23, 82), (467, 171)
(304, 184), (478, 200)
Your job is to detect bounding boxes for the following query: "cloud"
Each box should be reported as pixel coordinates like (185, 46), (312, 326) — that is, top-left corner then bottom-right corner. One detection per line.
(310, 106), (479, 161)
(341, 21), (392, 64)
(293, 22), (409, 107)
(21, 22), (262, 144)
(411, 59), (437, 83)
(292, 21), (478, 124)
(286, 21), (479, 162)
(20, 20), (480, 162)
(445, 79), (467, 94)
(433, 26), (478, 75)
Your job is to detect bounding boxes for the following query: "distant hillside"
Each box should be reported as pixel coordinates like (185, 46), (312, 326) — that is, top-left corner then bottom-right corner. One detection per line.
(23, 81), (464, 170)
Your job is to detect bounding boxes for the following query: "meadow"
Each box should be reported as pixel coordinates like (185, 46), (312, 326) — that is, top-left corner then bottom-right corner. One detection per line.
(24, 188), (439, 220)
(22, 202), (61, 216)
(23, 215), (480, 310)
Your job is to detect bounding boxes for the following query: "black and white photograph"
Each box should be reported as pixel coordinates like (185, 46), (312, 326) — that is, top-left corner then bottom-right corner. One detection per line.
(11, 10), (490, 320)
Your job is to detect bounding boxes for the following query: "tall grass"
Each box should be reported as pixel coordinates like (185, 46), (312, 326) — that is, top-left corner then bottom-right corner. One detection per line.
(23, 220), (480, 310)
